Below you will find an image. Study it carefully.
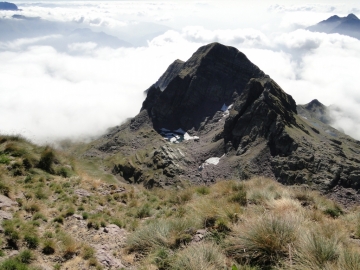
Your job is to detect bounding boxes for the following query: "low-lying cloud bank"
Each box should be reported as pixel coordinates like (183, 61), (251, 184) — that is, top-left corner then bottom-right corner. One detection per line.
(1, 1), (360, 143)
(0, 43), (200, 143)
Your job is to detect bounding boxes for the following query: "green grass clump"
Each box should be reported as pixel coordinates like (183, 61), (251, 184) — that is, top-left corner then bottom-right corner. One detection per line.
(323, 205), (343, 218)
(229, 190), (247, 206)
(0, 154), (10, 164)
(0, 181), (10, 196)
(135, 203), (151, 219)
(37, 147), (54, 173)
(4, 142), (27, 157)
(171, 243), (226, 270)
(82, 245), (95, 260)
(126, 218), (197, 253)
(24, 203), (40, 214)
(3, 222), (20, 248)
(0, 258), (30, 270)
(294, 231), (340, 269)
(57, 167), (71, 178)
(24, 235), (40, 249)
(151, 247), (172, 269)
(32, 212), (47, 222)
(53, 216), (64, 224)
(196, 186), (210, 195)
(339, 249), (360, 269)
(226, 214), (299, 267)
(17, 249), (34, 264)
(64, 207), (75, 217)
(42, 239), (56, 255)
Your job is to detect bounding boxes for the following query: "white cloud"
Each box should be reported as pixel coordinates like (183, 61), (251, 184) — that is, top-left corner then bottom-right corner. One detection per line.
(68, 42), (97, 52)
(0, 42), (199, 144)
(2, 0), (360, 143)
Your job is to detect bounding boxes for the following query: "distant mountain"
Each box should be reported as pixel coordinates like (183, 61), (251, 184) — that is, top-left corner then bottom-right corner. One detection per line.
(12, 14), (40, 21)
(307, 13), (360, 39)
(0, 2), (18, 10)
(297, 99), (332, 125)
(68, 28), (132, 48)
(86, 42), (360, 204)
(0, 17), (133, 50)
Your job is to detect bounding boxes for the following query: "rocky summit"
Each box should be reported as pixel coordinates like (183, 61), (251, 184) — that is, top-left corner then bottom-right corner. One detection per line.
(87, 42), (360, 203)
(142, 42), (265, 131)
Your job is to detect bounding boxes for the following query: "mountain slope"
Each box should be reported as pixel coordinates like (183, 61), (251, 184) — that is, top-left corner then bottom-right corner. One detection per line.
(86, 42), (360, 203)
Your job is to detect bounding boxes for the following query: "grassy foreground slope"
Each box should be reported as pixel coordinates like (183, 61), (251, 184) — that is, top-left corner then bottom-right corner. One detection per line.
(1, 135), (360, 269)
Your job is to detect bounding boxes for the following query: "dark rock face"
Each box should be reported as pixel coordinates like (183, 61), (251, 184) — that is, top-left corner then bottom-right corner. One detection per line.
(0, 2), (18, 10)
(154, 59), (185, 91)
(142, 42), (266, 131)
(308, 13), (360, 40)
(88, 42), (360, 203)
(224, 78), (301, 156)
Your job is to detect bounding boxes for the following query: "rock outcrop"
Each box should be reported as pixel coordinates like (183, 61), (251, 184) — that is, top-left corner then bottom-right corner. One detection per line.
(87, 42), (360, 201)
(224, 77), (301, 156)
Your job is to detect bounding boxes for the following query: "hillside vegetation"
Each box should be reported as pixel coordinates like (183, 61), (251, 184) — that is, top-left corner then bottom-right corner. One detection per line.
(1, 135), (360, 269)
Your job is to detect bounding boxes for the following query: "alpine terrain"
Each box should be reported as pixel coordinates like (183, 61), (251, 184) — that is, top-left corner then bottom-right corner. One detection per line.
(87, 42), (360, 204)
(2, 42), (360, 270)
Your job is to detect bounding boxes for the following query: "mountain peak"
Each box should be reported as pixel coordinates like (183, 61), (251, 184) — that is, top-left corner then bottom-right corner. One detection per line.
(178, 42), (249, 79)
(346, 13), (359, 20)
(325, 15), (341, 23)
(308, 13), (360, 40)
(305, 99), (325, 109)
(142, 43), (266, 131)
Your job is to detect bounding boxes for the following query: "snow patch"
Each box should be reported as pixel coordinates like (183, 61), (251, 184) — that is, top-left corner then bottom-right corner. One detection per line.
(184, 132), (199, 141)
(205, 157), (221, 165)
(198, 154), (225, 170)
(221, 103), (233, 118)
(160, 128), (199, 143)
(221, 103), (228, 112)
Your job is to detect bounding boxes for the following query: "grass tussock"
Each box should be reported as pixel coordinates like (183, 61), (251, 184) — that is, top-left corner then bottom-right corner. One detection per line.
(121, 177), (360, 269)
(226, 213), (300, 266)
(171, 243), (226, 270)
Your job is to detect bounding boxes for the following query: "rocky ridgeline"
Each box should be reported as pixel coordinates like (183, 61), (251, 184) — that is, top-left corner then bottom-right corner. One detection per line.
(89, 42), (360, 202)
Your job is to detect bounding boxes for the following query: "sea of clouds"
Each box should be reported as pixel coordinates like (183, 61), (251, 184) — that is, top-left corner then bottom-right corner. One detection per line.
(1, 0), (360, 143)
